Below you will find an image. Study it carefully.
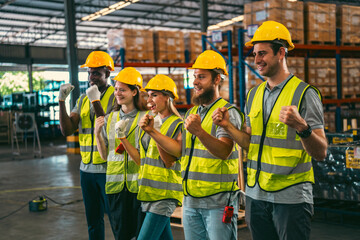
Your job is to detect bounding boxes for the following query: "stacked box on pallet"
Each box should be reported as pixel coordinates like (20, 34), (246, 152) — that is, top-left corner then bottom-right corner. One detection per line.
(154, 31), (185, 63)
(341, 58), (360, 98)
(337, 5), (360, 46)
(305, 2), (336, 45)
(243, 0), (304, 45)
(307, 58), (337, 98)
(287, 57), (305, 82)
(168, 74), (187, 104)
(324, 111), (336, 133)
(184, 32), (204, 63)
(210, 24), (243, 50)
(107, 29), (154, 63)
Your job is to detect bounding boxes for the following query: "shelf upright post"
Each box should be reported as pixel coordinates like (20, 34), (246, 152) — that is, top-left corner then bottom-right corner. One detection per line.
(227, 30), (234, 104)
(120, 48), (125, 70)
(185, 49), (191, 105)
(238, 29), (246, 112)
(335, 28), (342, 132)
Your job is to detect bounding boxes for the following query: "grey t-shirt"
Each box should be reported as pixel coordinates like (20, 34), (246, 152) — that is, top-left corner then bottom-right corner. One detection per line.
(245, 74), (324, 204)
(183, 98), (244, 209)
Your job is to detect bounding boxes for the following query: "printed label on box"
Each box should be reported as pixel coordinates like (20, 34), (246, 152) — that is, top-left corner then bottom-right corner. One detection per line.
(346, 149), (360, 169)
(256, 10), (267, 21)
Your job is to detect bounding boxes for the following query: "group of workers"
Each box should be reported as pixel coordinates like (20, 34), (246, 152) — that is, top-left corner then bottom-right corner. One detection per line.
(58, 21), (328, 240)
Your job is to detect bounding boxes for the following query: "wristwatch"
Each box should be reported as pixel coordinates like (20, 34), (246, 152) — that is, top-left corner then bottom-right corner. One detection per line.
(296, 124), (312, 138)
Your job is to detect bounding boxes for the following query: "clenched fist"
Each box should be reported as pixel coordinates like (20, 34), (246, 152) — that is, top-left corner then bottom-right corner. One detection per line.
(212, 107), (230, 128)
(59, 83), (74, 101)
(184, 114), (202, 136)
(279, 106), (307, 132)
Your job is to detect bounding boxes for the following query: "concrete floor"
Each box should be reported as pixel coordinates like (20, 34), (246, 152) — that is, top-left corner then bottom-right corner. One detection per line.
(1, 138), (360, 240)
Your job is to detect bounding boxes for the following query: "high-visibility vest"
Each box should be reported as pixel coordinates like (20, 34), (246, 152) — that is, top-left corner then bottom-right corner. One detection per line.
(105, 110), (146, 194)
(181, 98), (244, 197)
(246, 76), (321, 192)
(78, 85), (115, 164)
(138, 115), (183, 205)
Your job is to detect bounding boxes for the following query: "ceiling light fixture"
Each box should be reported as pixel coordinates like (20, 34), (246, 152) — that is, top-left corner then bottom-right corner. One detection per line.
(207, 15), (244, 31)
(82, 0), (139, 22)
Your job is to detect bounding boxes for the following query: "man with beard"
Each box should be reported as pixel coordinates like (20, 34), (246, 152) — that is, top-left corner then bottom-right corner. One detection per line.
(139, 50), (244, 239)
(58, 51), (115, 240)
(212, 21), (328, 240)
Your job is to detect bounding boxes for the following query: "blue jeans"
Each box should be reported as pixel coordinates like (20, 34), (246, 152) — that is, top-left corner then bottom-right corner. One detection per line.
(137, 212), (173, 240)
(80, 170), (110, 240)
(183, 202), (239, 240)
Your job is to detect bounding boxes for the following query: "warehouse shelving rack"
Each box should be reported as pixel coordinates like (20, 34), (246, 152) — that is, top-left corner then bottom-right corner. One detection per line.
(114, 47), (194, 110)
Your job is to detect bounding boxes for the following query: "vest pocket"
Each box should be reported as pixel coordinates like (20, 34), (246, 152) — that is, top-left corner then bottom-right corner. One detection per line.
(271, 148), (302, 174)
(248, 108), (260, 119)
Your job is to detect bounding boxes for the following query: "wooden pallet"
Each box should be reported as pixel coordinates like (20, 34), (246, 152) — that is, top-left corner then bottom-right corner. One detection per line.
(309, 41), (336, 46)
(170, 207), (247, 229)
(343, 42), (360, 47)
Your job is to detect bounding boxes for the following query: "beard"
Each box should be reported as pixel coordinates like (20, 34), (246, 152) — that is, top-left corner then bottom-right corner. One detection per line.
(192, 85), (215, 105)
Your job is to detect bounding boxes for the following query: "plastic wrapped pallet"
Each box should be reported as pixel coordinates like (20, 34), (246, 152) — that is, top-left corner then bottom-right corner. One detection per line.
(307, 58), (337, 99)
(184, 32), (204, 63)
(305, 2), (336, 44)
(244, 0), (304, 45)
(313, 135), (360, 202)
(341, 58), (360, 98)
(154, 31), (185, 63)
(337, 5), (360, 45)
(107, 29), (154, 63)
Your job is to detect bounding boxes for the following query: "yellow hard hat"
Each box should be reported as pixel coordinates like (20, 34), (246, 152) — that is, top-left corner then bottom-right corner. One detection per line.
(144, 74), (179, 100)
(245, 21), (295, 51)
(113, 67), (143, 89)
(190, 50), (228, 76)
(81, 51), (115, 71)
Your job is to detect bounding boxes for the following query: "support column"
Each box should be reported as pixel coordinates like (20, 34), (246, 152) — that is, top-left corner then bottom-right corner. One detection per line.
(64, 0), (79, 108)
(25, 44), (33, 92)
(200, 0), (208, 32)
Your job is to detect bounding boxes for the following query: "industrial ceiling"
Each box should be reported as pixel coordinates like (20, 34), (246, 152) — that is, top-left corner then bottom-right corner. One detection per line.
(0, 0), (359, 54)
(0, 0), (247, 50)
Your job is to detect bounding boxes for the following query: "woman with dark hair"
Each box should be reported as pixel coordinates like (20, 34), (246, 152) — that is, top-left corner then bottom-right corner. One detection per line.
(94, 67), (147, 240)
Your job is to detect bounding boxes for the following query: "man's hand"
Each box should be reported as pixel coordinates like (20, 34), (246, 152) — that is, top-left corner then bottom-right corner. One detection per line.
(139, 114), (155, 133)
(59, 83), (74, 101)
(86, 85), (101, 102)
(185, 114), (202, 136)
(212, 107), (230, 129)
(115, 119), (129, 139)
(279, 106), (308, 132)
(95, 116), (105, 135)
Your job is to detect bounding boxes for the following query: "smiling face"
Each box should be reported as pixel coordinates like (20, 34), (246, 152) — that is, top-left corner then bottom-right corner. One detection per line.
(87, 67), (109, 92)
(114, 81), (137, 107)
(192, 69), (217, 105)
(253, 42), (282, 78)
(147, 90), (169, 115)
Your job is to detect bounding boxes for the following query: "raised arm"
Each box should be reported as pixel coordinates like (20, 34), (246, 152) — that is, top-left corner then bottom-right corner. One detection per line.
(58, 84), (80, 136)
(139, 114), (182, 159)
(115, 119), (141, 165)
(280, 105), (328, 161)
(185, 113), (233, 160)
(94, 116), (108, 160)
(212, 107), (251, 151)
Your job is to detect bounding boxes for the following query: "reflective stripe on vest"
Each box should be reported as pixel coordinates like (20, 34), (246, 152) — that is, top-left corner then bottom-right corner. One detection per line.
(181, 98), (243, 198)
(105, 110), (145, 194)
(247, 76), (320, 192)
(138, 115), (183, 205)
(79, 85), (115, 164)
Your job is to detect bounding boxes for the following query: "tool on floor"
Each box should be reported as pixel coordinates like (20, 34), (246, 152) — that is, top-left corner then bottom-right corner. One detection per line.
(29, 196), (47, 212)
